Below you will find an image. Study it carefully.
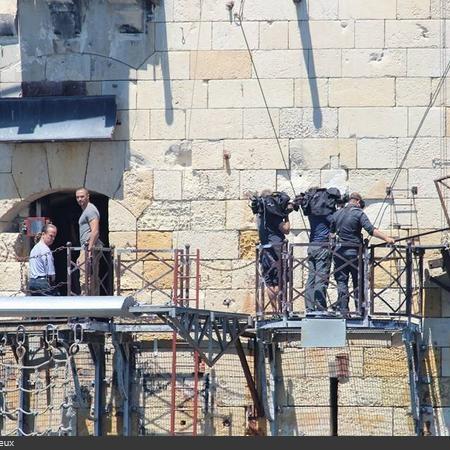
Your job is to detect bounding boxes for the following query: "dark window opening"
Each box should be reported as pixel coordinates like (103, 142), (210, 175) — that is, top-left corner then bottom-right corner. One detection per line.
(48, 0), (82, 39)
(29, 191), (110, 296)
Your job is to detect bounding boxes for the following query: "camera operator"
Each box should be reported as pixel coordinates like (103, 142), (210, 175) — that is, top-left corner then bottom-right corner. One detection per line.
(249, 190), (293, 311)
(330, 192), (395, 317)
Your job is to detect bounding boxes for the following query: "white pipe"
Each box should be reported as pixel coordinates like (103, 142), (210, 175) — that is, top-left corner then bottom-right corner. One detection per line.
(0, 296), (136, 318)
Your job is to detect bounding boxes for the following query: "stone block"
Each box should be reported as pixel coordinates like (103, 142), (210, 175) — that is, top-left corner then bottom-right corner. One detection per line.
(150, 109), (186, 140)
(12, 144), (50, 198)
(396, 77), (432, 106)
(276, 169), (321, 198)
(329, 78), (395, 107)
(239, 1), (298, 21)
(289, 20), (354, 49)
(46, 142), (89, 190)
(397, 137), (441, 168)
(183, 170), (240, 200)
(252, 50), (308, 78)
(109, 200), (137, 232)
(350, 169), (408, 199)
(259, 21), (288, 50)
(239, 170), (277, 198)
(0, 143), (12, 173)
(231, 260), (256, 289)
(280, 108), (338, 138)
(0, 233), (20, 262)
(109, 231), (136, 248)
(364, 348), (408, 377)
(307, 0), (339, 19)
(294, 78), (329, 107)
(46, 54), (91, 82)
(226, 200), (255, 230)
(116, 168), (153, 218)
(85, 142), (126, 198)
(339, 107), (408, 138)
(393, 408), (416, 436)
(130, 140), (192, 170)
(137, 51), (190, 80)
(397, 0), (431, 18)
(357, 138), (398, 168)
(290, 138), (356, 170)
(212, 21), (258, 50)
(90, 54), (136, 81)
(308, 49), (342, 77)
(385, 20), (440, 47)
(342, 49), (407, 77)
(339, 0), (396, 19)
(191, 51), (251, 79)
(156, 21), (211, 51)
(355, 20), (385, 48)
(413, 198), (445, 229)
(208, 79), (294, 108)
(102, 80), (137, 110)
(138, 201), (191, 231)
(153, 170), (182, 201)
(239, 230), (259, 259)
(137, 231), (172, 250)
(191, 140), (224, 170)
(408, 169), (442, 198)
(137, 80), (208, 109)
(201, 288), (255, 314)
(142, 260), (173, 290)
(208, 407), (247, 436)
(199, 260), (232, 289)
(243, 108), (279, 139)
(408, 107), (443, 137)
(423, 318), (450, 347)
(174, 231), (239, 259)
(225, 139), (289, 170)
(188, 109), (242, 139)
(0, 262), (22, 291)
(276, 407), (331, 436)
(191, 200), (226, 230)
(278, 377), (330, 407)
(338, 407), (393, 435)
(407, 49), (441, 76)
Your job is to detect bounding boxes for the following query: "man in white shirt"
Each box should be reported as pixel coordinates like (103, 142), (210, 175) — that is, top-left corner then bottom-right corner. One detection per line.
(28, 224), (58, 296)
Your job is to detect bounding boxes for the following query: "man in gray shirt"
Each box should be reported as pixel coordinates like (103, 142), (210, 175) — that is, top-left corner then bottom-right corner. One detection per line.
(76, 188), (102, 295)
(330, 192), (394, 317)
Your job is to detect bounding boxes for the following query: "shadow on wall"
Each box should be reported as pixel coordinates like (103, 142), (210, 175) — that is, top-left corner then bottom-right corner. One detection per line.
(295, 1), (322, 129)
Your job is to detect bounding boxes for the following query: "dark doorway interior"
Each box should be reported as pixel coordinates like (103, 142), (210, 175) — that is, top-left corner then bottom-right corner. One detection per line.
(29, 191), (109, 295)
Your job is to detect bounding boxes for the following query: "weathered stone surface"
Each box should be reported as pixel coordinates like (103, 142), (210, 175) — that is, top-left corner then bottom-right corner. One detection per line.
(338, 407), (393, 435)
(200, 260), (232, 289)
(130, 140), (192, 170)
(308, 49), (342, 77)
(143, 260), (173, 289)
(156, 21), (211, 51)
(276, 170), (321, 198)
(46, 142), (89, 190)
(260, 21), (289, 50)
(183, 170), (239, 200)
(188, 109), (242, 139)
(150, 109), (186, 140)
(397, 0), (432, 18)
(294, 78), (328, 107)
(278, 377), (330, 406)
(102, 80), (137, 110)
(139, 201), (191, 231)
(409, 107), (443, 137)
(109, 231), (136, 248)
(397, 137), (441, 168)
(226, 200), (256, 230)
(329, 78), (395, 107)
(342, 49), (407, 77)
(109, 200), (137, 232)
(0, 233), (21, 262)
(239, 0), (298, 21)
(12, 144), (50, 198)
(290, 138), (356, 169)
(407, 49), (441, 76)
(191, 51), (251, 79)
(153, 170), (182, 200)
(252, 50), (308, 78)
(408, 169), (442, 198)
(243, 108), (279, 139)
(385, 20), (440, 48)
(201, 288), (254, 314)
(393, 408), (416, 436)
(280, 108), (338, 138)
(114, 110), (151, 141)
(355, 20), (385, 48)
(413, 198), (445, 229)
(212, 21), (258, 50)
(339, 0), (396, 18)
(191, 200), (226, 230)
(0, 261), (23, 291)
(239, 230), (259, 259)
(357, 138), (398, 168)
(85, 142), (126, 198)
(137, 231), (172, 250)
(46, 54), (91, 82)
(276, 407), (331, 436)
(191, 140), (224, 170)
(137, 51), (190, 80)
(364, 348), (408, 377)
(0, 143), (13, 173)
(424, 318), (450, 347)
(231, 260), (256, 289)
(90, 55), (136, 81)
(239, 170), (277, 198)
(422, 345), (440, 378)
(174, 231), (239, 259)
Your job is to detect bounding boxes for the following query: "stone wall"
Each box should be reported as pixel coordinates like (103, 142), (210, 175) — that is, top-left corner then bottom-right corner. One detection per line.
(0, 0), (449, 436)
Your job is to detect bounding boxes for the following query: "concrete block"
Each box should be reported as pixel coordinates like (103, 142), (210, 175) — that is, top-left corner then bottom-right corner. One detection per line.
(355, 20), (385, 48)
(200, 260), (232, 289)
(188, 109), (242, 139)
(137, 51), (190, 80)
(137, 79), (207, 109)
(294, 78), (328, 107)
(116, 168), (153, 218)
(183, 169), (240, 200)
(191, 200), (226, 230)
(339, 0), (396, 19)
(137, 231), (172, 250)
(339, 107), (408, 138)
(239, 170), (277, 198)
(46, 142), (89, 190)
(407, 49), (442, 76)
(338, 407), (393, 435)
(153, 170), (182, 201)
(191, 140), (224, 170)
(156, 21), (211, 51)
(212, 21), (258, 50)
(408, 107), (443, 137)
(342, 49), (407, 77)
(191, 50), (251, 79)
(239, 230), (259, 259)
(102, 80), (136, 110)
(85, 142), (126, 198)
(174, 230), (239, 259)
(387, 19), (440, 47)
(397, 0), (431, 18)
(12, 144), (50, 198)
(329, 78), (395, 107)
(0, 143), (12, 173)
(109, 231), (136, 248)
(396, 77), (432, 106)
(138, 201), (191, 231)
(290, 138), (356, 170)
(225, 139), (289, 170)
(208, 79), (294, 109)
(357, 138), (398, 169)
(150, 109), (186, 140)
(259, 21), (288, 50)
(226, 200), (256, 230)
(45, 54), (91, 82)
(252, 50), (308, 78)
(109, 200), (137, 232)
(289, 20), (354, 49)
(243, 108), (280, 139)
(364, 348), (408, 376)
(280, 108), (338, 138)
(308, 49), (342, 78)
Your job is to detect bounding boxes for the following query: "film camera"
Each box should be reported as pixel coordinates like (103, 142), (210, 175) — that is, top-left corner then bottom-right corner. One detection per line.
(249, 191), (300, 219)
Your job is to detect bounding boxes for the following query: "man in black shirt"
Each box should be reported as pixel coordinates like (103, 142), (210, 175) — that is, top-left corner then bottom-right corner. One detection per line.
(330, 192), (394, 316)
